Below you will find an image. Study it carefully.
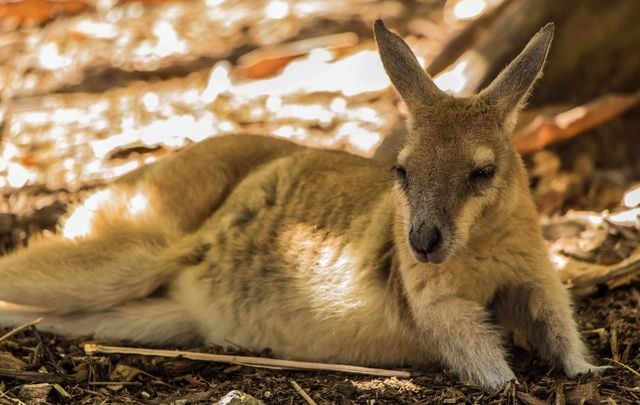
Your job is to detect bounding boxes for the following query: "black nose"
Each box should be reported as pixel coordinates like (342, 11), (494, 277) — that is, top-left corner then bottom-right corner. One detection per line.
(409, 223), (442, 255)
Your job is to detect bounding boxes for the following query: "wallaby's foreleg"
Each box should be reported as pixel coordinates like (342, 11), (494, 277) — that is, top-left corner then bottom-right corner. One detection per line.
(416, 298), (516, 388)
(494, 273), (608, 377)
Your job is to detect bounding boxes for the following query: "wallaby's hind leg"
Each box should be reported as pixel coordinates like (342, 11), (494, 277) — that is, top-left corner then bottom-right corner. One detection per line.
(0, 298), (201, 347)
(117, 134), (301, 233)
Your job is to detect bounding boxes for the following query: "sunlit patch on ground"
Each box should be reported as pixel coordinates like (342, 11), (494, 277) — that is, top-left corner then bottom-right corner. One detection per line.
(351, 377), (423, 393)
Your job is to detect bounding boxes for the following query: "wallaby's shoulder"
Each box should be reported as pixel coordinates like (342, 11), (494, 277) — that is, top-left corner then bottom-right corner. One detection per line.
(210, 134), (395, 195)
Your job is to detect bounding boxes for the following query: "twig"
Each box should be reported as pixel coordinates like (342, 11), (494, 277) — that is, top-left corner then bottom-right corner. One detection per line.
(88, 381), (142, 386)
(0, 392), (26, 405)
(0, 317), (42, 344)
(290, 380), (318, 405)
(0, 388), (26, 405)
(561, 251), (640, 297)
(514, 90), (640, 154)
(606, 358), (640, 378)
(610, 327), (619, 362)
(555, 383), (566, 405)
(51, 384), (71, 400)
(84, 343), (411, 378)
(515, 391), (546, 405)
(0, 368), (65, 383)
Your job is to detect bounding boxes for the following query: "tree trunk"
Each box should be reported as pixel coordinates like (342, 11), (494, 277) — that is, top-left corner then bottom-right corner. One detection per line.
(474, 0), (640, 106)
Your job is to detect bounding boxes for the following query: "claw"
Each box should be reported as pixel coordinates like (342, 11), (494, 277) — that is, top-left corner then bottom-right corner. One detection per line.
(587, 365), (613, 375)
(566, 362), (612, 378)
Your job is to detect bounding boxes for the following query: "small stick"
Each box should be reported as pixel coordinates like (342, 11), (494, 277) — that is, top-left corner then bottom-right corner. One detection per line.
(84, 344), (411, 378)
(561, 251), (640, 297)
(610, 327), (619, 362)
(606, 358), (640, 378)
(88, 381), (142, 386)
(0, 368), (65, 383)
(0, 387), (27, 405)
(0, 317), (42, 344)
(514, 90), (640, 154)
(555, 383), (566, 405)
(290, 379), (318, 405)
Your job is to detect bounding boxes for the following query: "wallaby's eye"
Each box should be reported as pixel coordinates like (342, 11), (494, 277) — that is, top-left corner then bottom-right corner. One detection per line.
(469, 165), (496, 182)
(392, 164), (408, 189)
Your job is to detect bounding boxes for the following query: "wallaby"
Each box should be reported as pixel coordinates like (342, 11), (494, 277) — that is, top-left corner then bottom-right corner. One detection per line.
(0, 21), (606, 388)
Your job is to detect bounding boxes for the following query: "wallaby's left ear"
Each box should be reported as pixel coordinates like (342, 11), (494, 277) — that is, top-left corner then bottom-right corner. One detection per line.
(374, 19), (445, 112)
(480, 23), (554, 119)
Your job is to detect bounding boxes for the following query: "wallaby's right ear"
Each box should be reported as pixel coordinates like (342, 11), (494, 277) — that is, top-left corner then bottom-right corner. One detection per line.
(374, 19), (444, 111)
(480, 23), (554, 120)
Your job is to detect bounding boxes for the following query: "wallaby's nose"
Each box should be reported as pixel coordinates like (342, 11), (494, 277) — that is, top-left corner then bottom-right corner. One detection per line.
(409, 223), (442, 258)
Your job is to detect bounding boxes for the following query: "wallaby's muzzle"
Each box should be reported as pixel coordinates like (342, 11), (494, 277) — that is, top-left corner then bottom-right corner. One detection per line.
(409, 222), (442, 263)
(407, 214), (454, 264)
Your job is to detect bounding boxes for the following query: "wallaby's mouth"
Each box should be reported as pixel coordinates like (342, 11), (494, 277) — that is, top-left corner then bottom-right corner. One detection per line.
(409, 246), (449, 264)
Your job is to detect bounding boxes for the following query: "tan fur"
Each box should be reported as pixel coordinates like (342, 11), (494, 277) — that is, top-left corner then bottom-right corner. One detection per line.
(472, 146), (495, 167)
(0, 21), (606, 388)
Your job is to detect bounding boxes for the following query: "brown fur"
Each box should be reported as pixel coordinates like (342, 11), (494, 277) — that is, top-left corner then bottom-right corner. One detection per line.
(0, 21), (606, 388)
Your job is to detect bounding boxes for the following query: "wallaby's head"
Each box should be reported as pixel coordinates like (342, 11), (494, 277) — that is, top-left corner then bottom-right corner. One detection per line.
(375, 20), (553, 264)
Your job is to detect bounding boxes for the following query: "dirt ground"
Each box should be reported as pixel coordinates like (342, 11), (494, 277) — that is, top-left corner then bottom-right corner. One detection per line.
(0, 277), (637, 404)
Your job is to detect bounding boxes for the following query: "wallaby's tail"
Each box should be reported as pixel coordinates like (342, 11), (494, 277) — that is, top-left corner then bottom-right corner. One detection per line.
(0, 297), (202, 346)
(0, 218), (205, 315)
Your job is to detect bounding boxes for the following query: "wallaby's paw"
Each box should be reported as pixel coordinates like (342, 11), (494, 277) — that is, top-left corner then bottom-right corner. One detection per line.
(466, 367), (517, 389)
(477, 375), (517, 390)
(565, 361), (612, 378)
(589, 365), (613, 375)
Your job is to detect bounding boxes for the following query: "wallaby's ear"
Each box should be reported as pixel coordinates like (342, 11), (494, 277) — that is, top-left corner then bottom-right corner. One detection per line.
(374, 19), (444, 111)
(480, 23), (554, 119)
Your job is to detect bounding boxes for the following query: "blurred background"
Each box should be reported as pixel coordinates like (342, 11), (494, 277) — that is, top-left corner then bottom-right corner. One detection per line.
(0, 0), (639, 402)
